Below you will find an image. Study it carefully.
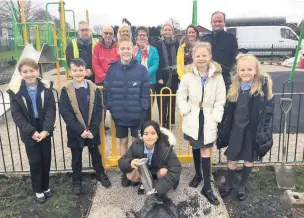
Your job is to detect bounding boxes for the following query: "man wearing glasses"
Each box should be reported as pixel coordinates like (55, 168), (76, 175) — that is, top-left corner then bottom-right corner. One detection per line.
(93, 26), (120, 131)
(66, 21), (98, 82)
(93, 26), (119, 86)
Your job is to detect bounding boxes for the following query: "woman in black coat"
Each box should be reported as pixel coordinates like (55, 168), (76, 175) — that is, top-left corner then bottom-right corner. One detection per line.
(217, 54), (275, 201)
(119, 120), (181, 196)
(155, 23), (179, 128)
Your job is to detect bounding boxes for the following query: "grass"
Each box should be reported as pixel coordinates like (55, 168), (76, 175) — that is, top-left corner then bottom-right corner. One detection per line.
(0, 50), (20, 61)
(0, 173), (96, 218)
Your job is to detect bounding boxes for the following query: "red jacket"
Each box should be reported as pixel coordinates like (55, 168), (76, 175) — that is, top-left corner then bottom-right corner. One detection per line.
(93, 41), (119, 84)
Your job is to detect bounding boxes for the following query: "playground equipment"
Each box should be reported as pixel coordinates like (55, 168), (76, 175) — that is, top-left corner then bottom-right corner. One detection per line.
(8, 0), (82, 88)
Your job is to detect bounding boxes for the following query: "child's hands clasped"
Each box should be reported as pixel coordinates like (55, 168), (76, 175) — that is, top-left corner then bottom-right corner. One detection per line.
(81, 130), (94, 139)
(32, 131), (49, 142)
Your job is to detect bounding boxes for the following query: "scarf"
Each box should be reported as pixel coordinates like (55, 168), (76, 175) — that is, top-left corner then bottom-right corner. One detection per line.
(161, 39), (177, 87)
(77, 36), (92, 45)
(134, 43), (150, 69)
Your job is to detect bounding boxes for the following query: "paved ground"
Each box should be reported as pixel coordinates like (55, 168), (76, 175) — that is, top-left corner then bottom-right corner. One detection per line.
(88, 166), (229, 218)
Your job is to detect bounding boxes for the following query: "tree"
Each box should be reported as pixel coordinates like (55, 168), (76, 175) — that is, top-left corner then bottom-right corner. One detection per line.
(0, 0), (53, 30)
(93, 25), (103, 34)
(167, 17), (181, 31)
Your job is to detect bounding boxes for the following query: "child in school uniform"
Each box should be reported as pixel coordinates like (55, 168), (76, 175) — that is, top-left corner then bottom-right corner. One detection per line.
(217, 54), (275, 201)
(177, 42), (226, 206)
(7, 58), (56, 203)
(119, 120), (181, 196)
(59, 58), (111, 195)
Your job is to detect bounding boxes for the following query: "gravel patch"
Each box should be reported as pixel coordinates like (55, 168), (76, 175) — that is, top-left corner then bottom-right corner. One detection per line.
(88, 166), (229, 218)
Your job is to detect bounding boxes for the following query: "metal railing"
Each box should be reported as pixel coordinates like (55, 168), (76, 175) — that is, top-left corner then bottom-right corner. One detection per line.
(0, 88), (303, 173)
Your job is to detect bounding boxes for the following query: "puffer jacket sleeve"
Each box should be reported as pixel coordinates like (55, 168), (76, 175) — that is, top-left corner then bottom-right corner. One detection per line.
(154, 147), (182, 195)
(176, 75), (191, 116)
(103, 65), (113, 110)
(93, 43), (106, 84)
(176, 45), (185, 80)
(147, 47), (159, 78)
(211, 74), (226, 122)
(118, 141), (137, 173)
(140, 67), (150, 111)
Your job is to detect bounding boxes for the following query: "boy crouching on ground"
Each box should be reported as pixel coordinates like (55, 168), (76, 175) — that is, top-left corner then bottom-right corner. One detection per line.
(59, 58), (111, 195)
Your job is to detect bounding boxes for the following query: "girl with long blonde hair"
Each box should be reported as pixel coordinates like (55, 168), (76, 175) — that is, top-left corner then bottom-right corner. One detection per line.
(217, 54), (275, 201)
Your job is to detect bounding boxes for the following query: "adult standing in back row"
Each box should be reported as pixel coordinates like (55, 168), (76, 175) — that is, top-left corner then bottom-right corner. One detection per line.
(134, 26), (159, 121)
(202, 11), (238, 88)
(66, 21), (98, 82)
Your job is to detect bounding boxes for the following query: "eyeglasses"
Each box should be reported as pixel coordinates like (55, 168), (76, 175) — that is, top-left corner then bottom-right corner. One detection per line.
(104, 32), (113, 36)
(79, 28), (90, 32)
(137, 34), (147, 38)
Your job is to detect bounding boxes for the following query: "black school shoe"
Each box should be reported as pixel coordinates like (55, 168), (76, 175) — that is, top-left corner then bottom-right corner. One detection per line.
(96, 173), (111, 188)
(237, 186), (246, 201)
(121, 174), (131, 187)
(219, 183), (233, 198)
(189, 175), (203, 188)
(44, 190), (52, 198)
(201, 188), (220, 206)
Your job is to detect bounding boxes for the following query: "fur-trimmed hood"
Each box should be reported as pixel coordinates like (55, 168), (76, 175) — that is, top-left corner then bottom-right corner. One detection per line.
(7, 77), (53, 95)
(186, 61), (222, 78)
(160, 127), (177, 147)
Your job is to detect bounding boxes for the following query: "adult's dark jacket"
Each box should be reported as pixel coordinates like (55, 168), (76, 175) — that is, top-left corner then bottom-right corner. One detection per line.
(155, 39), (179, 85)
(202, 30), (238, 86)
(7, 78), (56, 147)
(66, 38), (95, 82)
(103, 59), (150, 126)
(217, 75), (275, 158)
(59, 80), (102, 148)
(119, 128), (182, 195)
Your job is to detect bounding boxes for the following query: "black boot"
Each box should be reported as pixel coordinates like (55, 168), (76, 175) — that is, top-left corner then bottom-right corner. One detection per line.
(237, 166), (252, 201)
(96, 173), (111, 188)
(219, 168), (235, 198)
(121, 173), (131, 187)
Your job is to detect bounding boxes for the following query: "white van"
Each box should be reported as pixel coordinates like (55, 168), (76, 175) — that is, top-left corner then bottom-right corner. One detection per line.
(226, 26), (303, 56)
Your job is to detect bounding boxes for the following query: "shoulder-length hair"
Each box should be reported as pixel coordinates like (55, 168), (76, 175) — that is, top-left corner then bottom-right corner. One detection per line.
(227, 54), (274, 102)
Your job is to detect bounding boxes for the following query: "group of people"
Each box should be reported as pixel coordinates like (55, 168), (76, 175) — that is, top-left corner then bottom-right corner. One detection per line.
(7, 10), (275, 208)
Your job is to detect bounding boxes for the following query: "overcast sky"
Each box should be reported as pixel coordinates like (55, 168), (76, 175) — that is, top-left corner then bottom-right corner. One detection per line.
(43, 0), (304, 30)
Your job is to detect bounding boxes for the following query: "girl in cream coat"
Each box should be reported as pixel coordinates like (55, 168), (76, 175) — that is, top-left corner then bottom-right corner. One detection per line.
(177, 42), (226, 205)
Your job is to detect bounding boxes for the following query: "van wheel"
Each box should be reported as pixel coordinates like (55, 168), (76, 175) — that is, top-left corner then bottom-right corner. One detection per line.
(238, 49), (248, 54)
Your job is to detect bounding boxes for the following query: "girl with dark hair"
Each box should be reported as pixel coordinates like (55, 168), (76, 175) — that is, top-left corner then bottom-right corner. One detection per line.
(177, 25), (200, 80)
(118, 120), (181, 195)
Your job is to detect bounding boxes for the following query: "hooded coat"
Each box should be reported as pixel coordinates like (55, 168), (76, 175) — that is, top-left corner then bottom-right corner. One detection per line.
(177, 62), (226, 144)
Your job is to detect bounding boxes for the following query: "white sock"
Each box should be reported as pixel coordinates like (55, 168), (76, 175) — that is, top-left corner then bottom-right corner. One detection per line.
(36, 193), (44, 198)
(44, 189), (51, 193)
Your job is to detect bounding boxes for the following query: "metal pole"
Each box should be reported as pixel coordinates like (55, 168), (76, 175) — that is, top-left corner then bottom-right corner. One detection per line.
(289, 23), (304, 81)
(86, 10), (89, 25)
(192, 0), (198, 25)
(19, 0), (28, 44)
(65, 10), (77, 37)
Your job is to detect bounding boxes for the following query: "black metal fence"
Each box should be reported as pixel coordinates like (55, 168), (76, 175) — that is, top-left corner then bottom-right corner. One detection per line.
(0, 88), (303, 174)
